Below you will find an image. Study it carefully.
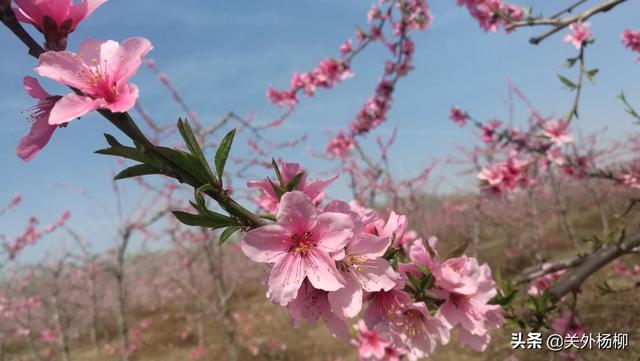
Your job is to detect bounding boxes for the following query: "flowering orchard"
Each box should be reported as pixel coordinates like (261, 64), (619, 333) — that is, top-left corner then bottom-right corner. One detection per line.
(1, 0), (640, 361)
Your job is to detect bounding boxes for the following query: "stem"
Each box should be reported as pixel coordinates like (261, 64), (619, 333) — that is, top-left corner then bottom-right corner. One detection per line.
(566, 46), (586, 122)
(0, 6), (266, 229)
(548, 167), (578, 249)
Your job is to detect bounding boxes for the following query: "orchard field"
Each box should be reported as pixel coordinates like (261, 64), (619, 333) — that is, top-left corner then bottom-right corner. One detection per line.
(1, 1), (640, 361)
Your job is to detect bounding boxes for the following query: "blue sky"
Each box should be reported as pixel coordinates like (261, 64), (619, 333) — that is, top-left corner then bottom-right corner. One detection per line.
(1, 0), (639, 264)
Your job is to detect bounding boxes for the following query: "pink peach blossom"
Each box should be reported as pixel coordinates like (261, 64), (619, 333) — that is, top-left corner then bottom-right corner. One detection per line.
(247, 161), (337, 213)
(323, 200), (399, 319)
(287, 280), (350, 339)
(389, 302), (450, 359)
(13, 0), (107, 50)
(351, 320), (391, 360)
(363, 280), (412, 328)
(621, 29), (640, 52)
(406, 239), (504, 351)
(17, 77), (62, 161)
(449, 107), (468, 127)
(542, 120), (572, 146)
(35, 37), (152, 125)
(527, 263), (565, 296)
(563, 22), (592, 49)
(551, 311), (585, 337)
(241, 191), (353, 306)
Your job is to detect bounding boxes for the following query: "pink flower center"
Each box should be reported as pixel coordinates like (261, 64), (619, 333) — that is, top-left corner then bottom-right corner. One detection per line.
(78, 58), (121, 102)
(402, 309), (426, 337)
(450, 293), (470, 307)
(290, 231), (314, 256)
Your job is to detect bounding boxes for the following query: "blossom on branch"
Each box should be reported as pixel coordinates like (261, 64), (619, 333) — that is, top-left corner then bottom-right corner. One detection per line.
(14, 0), (107, 51)
(241, 191), (354, 306)
(563, 22), (592, 49)
(35, 37), (152, 125)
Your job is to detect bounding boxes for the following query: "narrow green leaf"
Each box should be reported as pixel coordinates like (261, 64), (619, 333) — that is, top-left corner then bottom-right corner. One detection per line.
(286, 172), (305, 191)
(586, 68), (599, 83)
(178, 118), (215, 183)
(415, 264), (431, 277)
(215, 129), (236, 183)
(195, 184), (216, 206)
(406, 272), (421, 291)
(564, 57), (577, 68)
(155, 147), (211, 184)
(114, 164), (162, 180)
(268, 178), (285, 199)
(219, 226), (242, 245)
(96, 135), (153, 164)
(272, 158), (285, 187)
(104, 133), (122, 147)
(172, 211), (237, 229)
(558, 75), (576, 90)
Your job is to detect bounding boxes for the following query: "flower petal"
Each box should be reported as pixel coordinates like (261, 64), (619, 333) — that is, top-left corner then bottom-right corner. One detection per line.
(313, 212), (353, 253)
(35, 51), (91, 92)
(328, 276), (363, 319)
(112, 37), (153, 83)
(240, 224), (290, 263)
(268, 254), (305, 306)
(69, 0), (108, 29)
(304, 175), (338, 200)
(304, 250), (345, 291)
(356, 258), (398, 292)
(105, 83), (139, 113)
(348, 233), (390, 259)
(48, 93), (103, 125)
(276, 191), (317, 234)
(16, 116), (57, 161)
(23, 76), (49, 99)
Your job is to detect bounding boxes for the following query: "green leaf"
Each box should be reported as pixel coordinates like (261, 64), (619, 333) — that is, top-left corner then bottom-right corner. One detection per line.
(96, 134), (153, 164)
(558, 75), (576, 90)
(564, 57), (578, 68)
(415, 264), (431, 277)
(215, 129), (236, 183)
(268, 178), (285, 199)
(286, 172), (305, 192)
(177, 118), (215, 183)
(586, 68), (599, 84)
(219, 226), (242, 245)
(172, 211), (237, 229)
(155, 146), (211, 184)
(194, 184), (216, 211)
(114, 164), (162, 180)
(419, 273), (433, 291)
(406, 272), (421, 291)
(272, 158), (285, 187)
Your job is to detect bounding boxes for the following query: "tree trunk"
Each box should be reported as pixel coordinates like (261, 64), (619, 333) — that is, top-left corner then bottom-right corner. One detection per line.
(89, 274), (100, 356)
(203, 239), (238, 361)
(52, 292), (71, 361)
(115, 269), (130, 361)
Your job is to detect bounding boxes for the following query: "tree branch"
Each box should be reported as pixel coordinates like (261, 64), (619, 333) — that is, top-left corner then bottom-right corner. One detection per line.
(548, 230), (640, 302)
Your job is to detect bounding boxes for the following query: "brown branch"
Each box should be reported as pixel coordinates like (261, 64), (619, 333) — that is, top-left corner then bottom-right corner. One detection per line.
(507, 0), (628, 45)
(548, 230), (640, 302)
